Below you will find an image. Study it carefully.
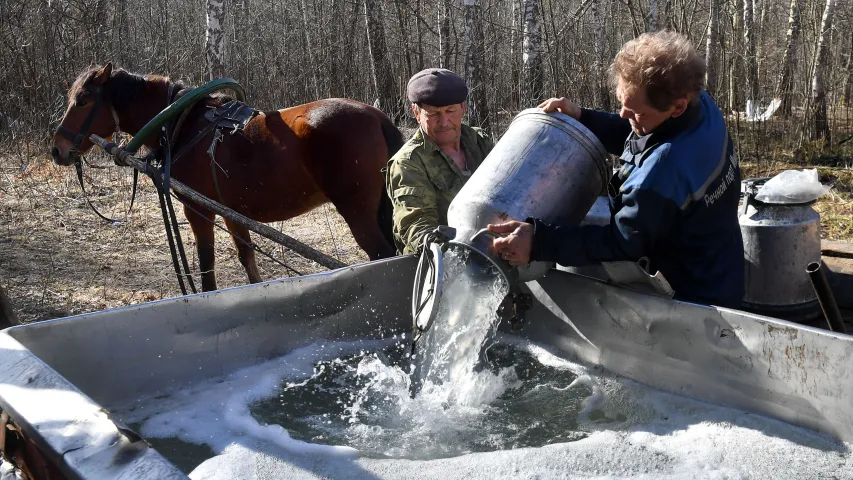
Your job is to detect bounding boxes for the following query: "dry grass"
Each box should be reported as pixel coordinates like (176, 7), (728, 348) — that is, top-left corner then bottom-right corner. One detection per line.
(0, 146), (365, 324)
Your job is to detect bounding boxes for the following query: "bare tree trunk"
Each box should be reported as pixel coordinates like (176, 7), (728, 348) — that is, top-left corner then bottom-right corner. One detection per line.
(510, 0), (521, 109)
(364, 0), (400, 120)
(811, 0), (836, 142)
(416, 0), (425, 71)
(0, 284), (18, 329)
(522, 0), (543, 107)
(297, 0), (320, 98)
(743, 0), (759, 110)
(463, 0), (490, 130)
(115, 0), (130, 66)
(648, 0), (659, 31)
(729, 0), (744, 112)
(439, 0), (452, 68)
(205, 0), (226, 80)
(394, 0), (413, 76)
(776, 0), (801, 116)
(161, 0), (170, 72)
(844, 27), (853, 106)
(705, 0), (720, 97)
(756, 0), (768, 70)
(592, 0), (609, 110)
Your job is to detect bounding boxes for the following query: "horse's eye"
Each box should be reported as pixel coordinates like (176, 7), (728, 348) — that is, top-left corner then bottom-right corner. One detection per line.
(76, 100), (89, 107)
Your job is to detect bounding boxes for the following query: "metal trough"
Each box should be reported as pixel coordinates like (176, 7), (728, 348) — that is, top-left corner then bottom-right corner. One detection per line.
(1, 255), (852, 478)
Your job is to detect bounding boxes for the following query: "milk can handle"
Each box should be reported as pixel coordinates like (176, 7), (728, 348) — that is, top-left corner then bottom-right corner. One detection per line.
(469, 228), (500, 244)
(411, 240), (444, 346)
(741, 188), (755, 216)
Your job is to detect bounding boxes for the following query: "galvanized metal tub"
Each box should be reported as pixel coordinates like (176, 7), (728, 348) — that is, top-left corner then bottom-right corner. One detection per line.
(447, 108), (608, 281)
(1, 258), (853, 478)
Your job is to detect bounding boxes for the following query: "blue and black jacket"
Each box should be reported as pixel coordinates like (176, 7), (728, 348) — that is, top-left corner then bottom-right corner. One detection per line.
(529, 91), (745, 308)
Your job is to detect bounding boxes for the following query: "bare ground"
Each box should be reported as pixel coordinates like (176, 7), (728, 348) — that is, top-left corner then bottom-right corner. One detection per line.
(0, 148), (366, 324)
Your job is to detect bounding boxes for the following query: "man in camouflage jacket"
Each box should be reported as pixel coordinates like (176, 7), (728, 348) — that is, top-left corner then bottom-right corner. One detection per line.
(385, 68), (493, 254)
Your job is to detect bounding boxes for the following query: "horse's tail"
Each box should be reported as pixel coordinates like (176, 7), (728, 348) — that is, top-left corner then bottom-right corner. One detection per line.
(378, 116), (405, 252)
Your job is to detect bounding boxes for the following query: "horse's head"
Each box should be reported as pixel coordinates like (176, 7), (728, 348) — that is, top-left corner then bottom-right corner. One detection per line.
(51, 63), (119, 166)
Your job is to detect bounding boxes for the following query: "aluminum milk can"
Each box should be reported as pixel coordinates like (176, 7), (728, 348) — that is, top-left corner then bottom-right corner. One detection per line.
(739, 178), (821, 320)
(446, 108), (608, 281)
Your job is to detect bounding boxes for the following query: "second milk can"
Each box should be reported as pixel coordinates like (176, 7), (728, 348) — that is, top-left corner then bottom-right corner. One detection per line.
(739, 177), (822, 320)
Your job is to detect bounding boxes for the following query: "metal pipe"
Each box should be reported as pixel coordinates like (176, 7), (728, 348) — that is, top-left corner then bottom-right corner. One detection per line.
(806, 261), (848, 334)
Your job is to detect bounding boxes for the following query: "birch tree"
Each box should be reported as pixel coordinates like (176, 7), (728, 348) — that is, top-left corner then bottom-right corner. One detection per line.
(205, 0), (225, 80)
(776, 0), (801, 116)
(522, 0), (543, 107)
(705, 0), (720, 97)
(364, 0), (399, 120)
(743, 0), (759, 112)
(463, 0), (489, 130)
(811, 0), (836, 142)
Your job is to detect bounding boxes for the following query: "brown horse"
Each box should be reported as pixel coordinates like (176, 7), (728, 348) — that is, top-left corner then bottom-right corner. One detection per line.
(51, 63), (401, 291)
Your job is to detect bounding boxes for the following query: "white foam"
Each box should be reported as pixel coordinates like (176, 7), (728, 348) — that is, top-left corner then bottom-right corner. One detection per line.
(114, 337), (853, 480)
(116, 340), (391, 457)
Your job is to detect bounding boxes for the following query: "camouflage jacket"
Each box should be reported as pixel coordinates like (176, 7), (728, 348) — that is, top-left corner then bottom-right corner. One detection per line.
(386, 125), (494, 254)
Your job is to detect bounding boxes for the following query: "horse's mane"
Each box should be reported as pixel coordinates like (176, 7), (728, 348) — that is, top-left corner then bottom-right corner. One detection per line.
(71, 65), (188, 110)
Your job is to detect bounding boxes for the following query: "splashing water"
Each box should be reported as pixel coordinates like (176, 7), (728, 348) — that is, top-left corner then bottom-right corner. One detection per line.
(412, 246), (510, 405)
(248, 246), (538, 460)
(250, 341), (594, 459)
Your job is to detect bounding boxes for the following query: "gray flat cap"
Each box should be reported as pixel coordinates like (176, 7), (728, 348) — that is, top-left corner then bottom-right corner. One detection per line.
(407, 68), (468, 107)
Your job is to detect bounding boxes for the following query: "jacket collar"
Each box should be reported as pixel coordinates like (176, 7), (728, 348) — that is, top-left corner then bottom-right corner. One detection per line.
(625, 97), (704, 160)
(415, 125), (481, 173)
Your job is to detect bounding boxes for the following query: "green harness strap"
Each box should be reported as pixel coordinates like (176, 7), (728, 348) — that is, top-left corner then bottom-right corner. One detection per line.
(124, 78), (246, 153)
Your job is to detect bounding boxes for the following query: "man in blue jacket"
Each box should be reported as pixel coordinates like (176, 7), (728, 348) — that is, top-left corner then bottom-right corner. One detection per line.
(490, 31), (744, 308)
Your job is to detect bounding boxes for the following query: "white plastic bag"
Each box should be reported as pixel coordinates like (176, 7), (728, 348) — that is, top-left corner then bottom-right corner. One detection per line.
(755, 169), (830, 204)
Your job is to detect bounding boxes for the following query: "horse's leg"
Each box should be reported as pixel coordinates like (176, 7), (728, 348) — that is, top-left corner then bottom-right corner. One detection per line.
(223, 218), (262, 284)
(184, 205), (218, 291)
(311, 159), (395, 260)
(329, 197), (396, 260)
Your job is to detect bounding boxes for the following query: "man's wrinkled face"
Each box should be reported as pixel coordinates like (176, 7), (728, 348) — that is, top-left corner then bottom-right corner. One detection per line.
(616, 80), (686, 136)
(413, 102), (466, 148)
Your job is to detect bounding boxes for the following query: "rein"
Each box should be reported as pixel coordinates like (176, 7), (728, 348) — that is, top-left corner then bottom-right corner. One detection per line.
(158, 83), (198, 295)
(56, 88), (140, 224)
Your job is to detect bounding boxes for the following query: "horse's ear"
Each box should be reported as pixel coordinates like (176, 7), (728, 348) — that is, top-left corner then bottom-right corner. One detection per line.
(93, 63), (113, 85)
